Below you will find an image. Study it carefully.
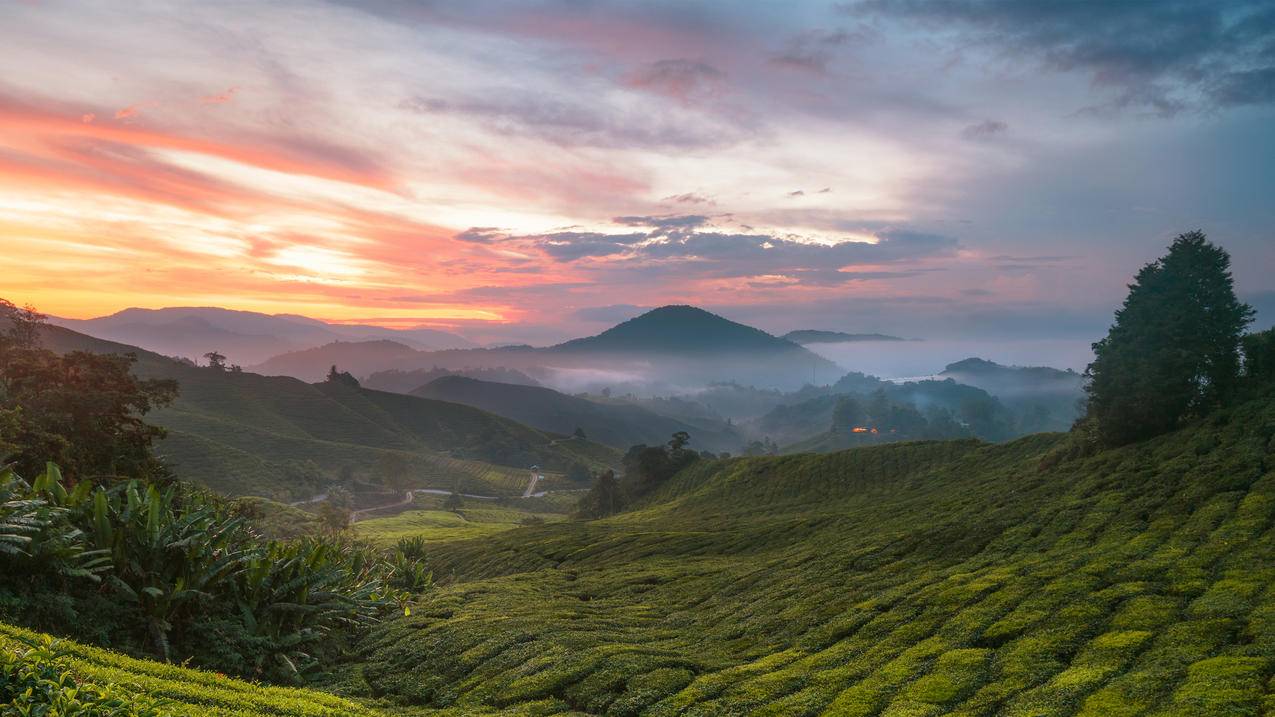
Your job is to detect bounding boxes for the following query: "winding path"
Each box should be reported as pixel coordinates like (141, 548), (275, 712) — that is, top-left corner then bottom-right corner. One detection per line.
(345, 469), (568, 522)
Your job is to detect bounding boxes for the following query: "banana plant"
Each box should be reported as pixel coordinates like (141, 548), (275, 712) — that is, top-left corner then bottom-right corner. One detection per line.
(0, 464), (109, 581)
(233, 536), (405, 681)
(88, 480), (250, 661)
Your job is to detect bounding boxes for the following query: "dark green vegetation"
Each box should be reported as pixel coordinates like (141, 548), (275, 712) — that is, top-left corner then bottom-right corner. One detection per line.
(0, 300), (177, 481)
(28, 322), (616, 499)
(1085, 231), (1254, 447)
(758, 379), (1014, 451)
(338, 381), (1275, 714)
(575, 432), (705, 518)
(938, 359), (1084, 433)
(0, 462), (427, 684)
(782, 330), (908, 344)
(756, 360), (1084, 452)
(411, 375), (741, 452)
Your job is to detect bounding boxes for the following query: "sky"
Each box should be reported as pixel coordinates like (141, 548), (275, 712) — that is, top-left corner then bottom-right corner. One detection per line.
(2, 0), (1273, 345)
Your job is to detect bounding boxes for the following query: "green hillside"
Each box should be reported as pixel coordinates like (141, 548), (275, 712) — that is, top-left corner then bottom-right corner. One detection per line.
(0, 623), (387, 716)
(334, 384), (1275, 715)
(37, 325), (618, 498)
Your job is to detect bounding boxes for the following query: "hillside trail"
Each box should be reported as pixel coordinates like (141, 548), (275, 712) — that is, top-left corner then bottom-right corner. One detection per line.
(294, 442), (606, 517)
(523, 470), (542, 498)
(346, 470), (554, 522)
(287, 492), (328, 507)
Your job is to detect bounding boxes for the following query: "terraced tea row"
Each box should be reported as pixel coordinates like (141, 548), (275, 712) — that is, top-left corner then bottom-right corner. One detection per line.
(337, 388), (1275, 715)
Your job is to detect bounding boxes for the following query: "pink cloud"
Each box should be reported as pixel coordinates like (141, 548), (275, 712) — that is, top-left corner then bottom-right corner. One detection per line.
(200, 87), (238, 105)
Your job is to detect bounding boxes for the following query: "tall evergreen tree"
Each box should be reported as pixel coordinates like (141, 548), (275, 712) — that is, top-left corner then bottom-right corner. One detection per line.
(1085, 231), (1253, 446)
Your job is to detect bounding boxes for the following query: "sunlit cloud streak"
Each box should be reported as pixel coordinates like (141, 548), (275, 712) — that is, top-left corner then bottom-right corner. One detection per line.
(0, 0), (1270, 344)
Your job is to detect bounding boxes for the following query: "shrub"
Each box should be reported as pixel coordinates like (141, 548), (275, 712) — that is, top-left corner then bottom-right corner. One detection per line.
(1, 462), (425, 684)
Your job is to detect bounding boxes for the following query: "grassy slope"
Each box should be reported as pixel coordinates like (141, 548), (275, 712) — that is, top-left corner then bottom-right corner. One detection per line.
(38, 325), (619, 498)
(338, 387), (1275, 716)
(0, 623), (388, 717)
(357, 506), (569, 548)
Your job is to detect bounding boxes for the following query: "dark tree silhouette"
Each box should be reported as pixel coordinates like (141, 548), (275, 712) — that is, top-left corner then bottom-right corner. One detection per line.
(831, 396), (865, 432)
(576, 469), (623, 518)
(1084, 231), (1253, 446)
(444, 491), (464, 511)
(1243, 329), (1275, 383)
(326, 364), (360, 387)
(204, 351), (227, 370)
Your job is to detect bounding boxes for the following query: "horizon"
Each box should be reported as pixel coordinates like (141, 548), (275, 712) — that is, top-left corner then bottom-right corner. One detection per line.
(3, 1), (1273, 346)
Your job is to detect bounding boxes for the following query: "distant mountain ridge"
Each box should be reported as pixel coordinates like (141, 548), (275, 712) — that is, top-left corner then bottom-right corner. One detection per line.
(49, 306), (474, 366)
(252, 340), (421, 382)
(782, 329), (907, 344)
(363, 366), (542, 393)
(248, 305), (843, 392)
(34, 323), (616, 499)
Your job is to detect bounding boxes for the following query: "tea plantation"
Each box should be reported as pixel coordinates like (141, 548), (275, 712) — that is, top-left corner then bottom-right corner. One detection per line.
(0, 623), (386, 716)
(333, 384), (1275, 715)
(5, 389), (1273, 715)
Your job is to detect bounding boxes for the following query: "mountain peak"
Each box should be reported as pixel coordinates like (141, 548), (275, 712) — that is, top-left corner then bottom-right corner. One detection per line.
(557, 305), (790, 354)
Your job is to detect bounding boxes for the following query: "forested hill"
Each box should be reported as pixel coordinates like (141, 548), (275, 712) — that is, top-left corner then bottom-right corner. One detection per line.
(412, 375), (742, 452)
(340, 382), (1275, 714)
(35, 324), (617, 498)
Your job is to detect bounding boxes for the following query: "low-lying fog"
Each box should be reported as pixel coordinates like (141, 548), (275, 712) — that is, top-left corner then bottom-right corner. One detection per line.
(803, 339), (1094, 381)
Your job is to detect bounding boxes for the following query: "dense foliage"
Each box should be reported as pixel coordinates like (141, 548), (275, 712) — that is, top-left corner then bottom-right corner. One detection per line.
(0, 462), (427, 684)
(576, 432), (701, 518)
(1243, 327), (1275, 383)
(830, 390), (969, 441)
(0, 299), (177, 480)
(1085, 232), (1254, 446)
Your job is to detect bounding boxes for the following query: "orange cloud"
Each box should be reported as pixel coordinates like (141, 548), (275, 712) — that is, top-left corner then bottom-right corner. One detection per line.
(0, 96), (397, 191)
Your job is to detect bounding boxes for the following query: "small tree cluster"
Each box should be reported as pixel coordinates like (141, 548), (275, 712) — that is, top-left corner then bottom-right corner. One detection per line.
(575, 433), (700, 518)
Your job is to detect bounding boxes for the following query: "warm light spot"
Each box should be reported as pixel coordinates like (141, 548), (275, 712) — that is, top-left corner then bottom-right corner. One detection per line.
(267, 245), (365, 277)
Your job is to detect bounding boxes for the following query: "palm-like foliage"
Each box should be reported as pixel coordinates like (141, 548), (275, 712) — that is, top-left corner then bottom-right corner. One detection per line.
(2, 461), (429, 683)
(85, 480), (250, 661)
(234, 537), (406, 680)
(0, 463), (109, 581)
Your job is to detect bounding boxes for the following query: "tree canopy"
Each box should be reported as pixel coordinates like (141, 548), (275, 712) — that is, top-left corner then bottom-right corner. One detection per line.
(1084, 231), (1253, 446)
(0, 300), (177, 480)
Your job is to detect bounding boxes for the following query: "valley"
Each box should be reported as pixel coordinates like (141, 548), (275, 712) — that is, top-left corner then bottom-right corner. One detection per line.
(6, 5), (1274, 714)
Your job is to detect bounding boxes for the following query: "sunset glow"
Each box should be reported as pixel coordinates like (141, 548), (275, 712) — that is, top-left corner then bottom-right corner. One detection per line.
(2, 1), (1272, 342)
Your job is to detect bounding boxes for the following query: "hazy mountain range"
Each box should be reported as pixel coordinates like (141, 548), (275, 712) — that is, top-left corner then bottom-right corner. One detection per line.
(34, 322), (612, 499)
(250, 305), (842, 392)
(48, 307), (474, 366)
(781, 330), (908, 344)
